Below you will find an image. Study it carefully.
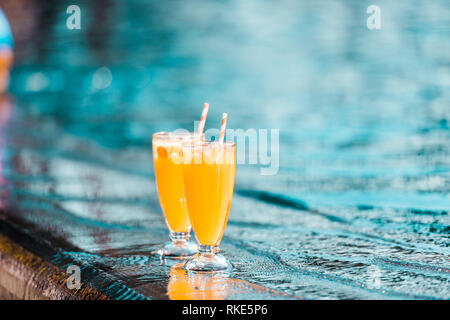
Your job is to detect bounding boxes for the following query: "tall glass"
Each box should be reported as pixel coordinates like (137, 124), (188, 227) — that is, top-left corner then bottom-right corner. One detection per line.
(181, 140), (236, 271)
(152, 131), (202, 258)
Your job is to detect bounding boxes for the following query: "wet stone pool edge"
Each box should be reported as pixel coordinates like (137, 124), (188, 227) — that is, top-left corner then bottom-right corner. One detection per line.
(0, 211), (150, 300)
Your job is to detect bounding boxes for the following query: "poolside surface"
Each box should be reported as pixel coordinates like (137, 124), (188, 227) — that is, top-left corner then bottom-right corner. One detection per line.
(0, 0), (449, 299)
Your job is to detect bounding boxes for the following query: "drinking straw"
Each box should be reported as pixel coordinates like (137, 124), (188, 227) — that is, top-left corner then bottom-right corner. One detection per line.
(197, 103), (210, 135)
(219, 113), (227, 144)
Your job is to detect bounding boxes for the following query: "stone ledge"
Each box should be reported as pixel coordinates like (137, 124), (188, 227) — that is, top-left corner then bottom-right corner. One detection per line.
(0, 234), (109, 300)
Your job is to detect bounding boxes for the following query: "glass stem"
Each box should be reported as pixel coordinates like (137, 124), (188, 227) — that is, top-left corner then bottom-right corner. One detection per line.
(169, 231), (190, 247)
(198, 244), (219, 256)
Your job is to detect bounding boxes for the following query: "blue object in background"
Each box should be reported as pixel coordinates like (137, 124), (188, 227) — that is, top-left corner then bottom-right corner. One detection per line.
(0, 7), (13, 93)
(0, 8), (13, 50)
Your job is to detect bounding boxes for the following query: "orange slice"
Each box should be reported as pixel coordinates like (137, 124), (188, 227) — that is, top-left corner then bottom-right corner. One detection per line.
(157, 146), (168, 158)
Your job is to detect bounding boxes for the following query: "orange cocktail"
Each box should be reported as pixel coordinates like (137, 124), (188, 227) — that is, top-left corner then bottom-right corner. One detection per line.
(152, 131), (201, 258)
(182, 140), (236, 271)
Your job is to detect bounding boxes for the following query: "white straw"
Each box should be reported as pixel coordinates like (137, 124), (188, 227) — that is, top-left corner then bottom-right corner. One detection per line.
(197, 103), (209, 135)
(219, 113), (227, 144)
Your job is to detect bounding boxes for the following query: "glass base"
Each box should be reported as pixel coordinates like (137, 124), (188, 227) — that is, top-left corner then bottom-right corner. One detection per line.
(155, 232), (197, 259)
(183, 245), (231, 272)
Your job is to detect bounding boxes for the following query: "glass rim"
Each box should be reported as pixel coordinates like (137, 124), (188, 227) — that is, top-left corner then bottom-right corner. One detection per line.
(183, 140), (235, 148)
(152, 131), (203, 140)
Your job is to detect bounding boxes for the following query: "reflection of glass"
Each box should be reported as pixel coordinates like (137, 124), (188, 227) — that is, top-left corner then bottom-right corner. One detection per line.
(168, 263), (289, 300)
(167, 263), (229, 300)
(182, 141), (236, 271)
(152, 131), (202, 258)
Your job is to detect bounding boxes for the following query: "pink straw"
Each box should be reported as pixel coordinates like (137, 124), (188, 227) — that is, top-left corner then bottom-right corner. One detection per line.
(197, 103), (210, 135)
(219, 113), (227, 144)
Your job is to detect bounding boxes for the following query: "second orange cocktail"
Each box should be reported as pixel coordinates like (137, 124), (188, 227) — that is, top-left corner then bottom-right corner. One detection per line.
(152, 131), (202, 258)
(182, 140), (236, 271)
